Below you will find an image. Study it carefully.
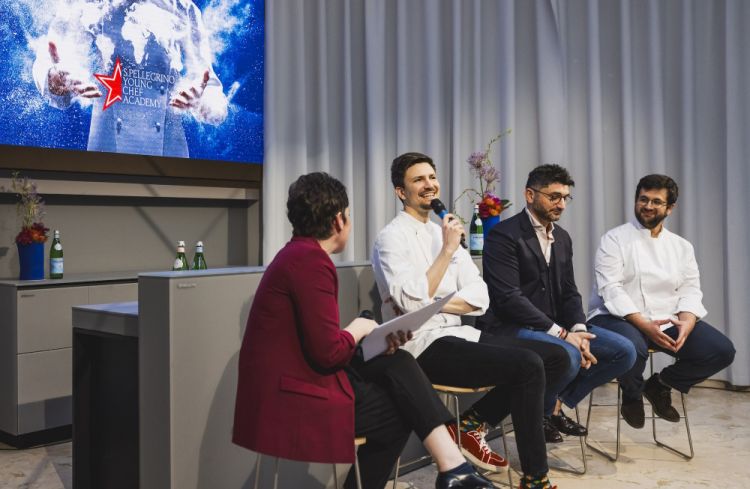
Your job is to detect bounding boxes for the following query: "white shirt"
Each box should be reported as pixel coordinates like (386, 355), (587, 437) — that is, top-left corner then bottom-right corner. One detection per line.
(372, 211), (489, 358)
(526, 207), (555, 265)
(588, 220), (707, 321)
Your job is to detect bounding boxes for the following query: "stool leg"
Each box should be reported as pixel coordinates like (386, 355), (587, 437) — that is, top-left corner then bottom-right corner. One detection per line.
(453, 394), (462, 451)
(354, 452), (364, 489)
(500, 420), (513, 488)
(273, 457), (280, 489)
(649, 352), (694, 460)
(550, 406), (587, 474)
(615, 385), (622, 461)
(254, 454), (262, 489)
(652, 392), (695, 460)
(575, 405), (587, 474)
(584, 384), (621, 462)
(392, 457), (401, 489)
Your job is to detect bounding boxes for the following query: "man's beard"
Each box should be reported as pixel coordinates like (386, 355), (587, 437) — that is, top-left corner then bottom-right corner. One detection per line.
(636, 209), (667, 229)
(531, 200), (562, 223)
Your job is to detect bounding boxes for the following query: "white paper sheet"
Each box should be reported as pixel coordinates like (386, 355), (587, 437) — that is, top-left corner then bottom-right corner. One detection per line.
(360, 292), (455, 361)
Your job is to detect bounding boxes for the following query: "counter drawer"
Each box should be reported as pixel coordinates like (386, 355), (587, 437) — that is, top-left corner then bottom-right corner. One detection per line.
(17, 287), (89, 353)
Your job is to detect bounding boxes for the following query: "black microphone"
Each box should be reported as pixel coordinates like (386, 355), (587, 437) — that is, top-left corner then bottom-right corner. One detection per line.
(430, 199), (468, 249)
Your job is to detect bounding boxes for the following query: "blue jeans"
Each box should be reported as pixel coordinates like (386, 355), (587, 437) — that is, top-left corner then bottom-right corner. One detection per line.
(589, 315), (735, 401)
(516, 325), (636, 415)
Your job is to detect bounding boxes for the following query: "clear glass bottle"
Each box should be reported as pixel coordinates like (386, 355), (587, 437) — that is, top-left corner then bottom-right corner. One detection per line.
(49, 229), (64, 279)
(172, 240), (189, 271)
(192, 241), (208, 270)
(469, 204), (484, 256)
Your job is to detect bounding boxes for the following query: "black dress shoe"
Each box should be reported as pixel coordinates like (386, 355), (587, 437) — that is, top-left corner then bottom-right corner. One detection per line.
(643, 374), (680, 422)
(549, 409), (588, 436)
(435, 468), (494, 488)
(620, 397), (645, 428)
(543, 416), (563, 443)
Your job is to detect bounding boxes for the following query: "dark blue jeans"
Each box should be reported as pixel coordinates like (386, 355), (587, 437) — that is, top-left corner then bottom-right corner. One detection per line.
(515, 325), (637, 414)
(588, 315), (736, 402)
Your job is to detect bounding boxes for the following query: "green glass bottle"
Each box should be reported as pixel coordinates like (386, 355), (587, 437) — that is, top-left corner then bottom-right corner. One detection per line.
(469, 204), (483, 256)
(172, 241), (189, 271)
(49, 229), (64, 279)
(192, 241), (208, 270)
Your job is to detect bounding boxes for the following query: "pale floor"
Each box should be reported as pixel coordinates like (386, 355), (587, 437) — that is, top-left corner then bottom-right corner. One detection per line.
(0, 384), (748, 489)
(402, 384), (750, 489)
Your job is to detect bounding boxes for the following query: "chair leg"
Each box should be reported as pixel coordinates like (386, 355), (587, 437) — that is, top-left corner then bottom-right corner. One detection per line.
(392, 457), (401, 489)
(652, 392), (695, 460)
(575, 406), (587, 474)
(500, 420), (513, 488)
(648, 352), (694, 460)
(550, 406), (586, 474)
(354, 452), (364, 489)
(273, 457), (280, 489)
(584, 384), (621, 462)
(453, 394), (462, 451)
(332, 463), (339, 489)
(254, 453), (262, 489)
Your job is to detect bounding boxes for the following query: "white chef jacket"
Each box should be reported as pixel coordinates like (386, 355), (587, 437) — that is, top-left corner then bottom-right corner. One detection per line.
(33, 0), (228, 157)
(588, 220), (707, 321)
(372, 211), (489, 358)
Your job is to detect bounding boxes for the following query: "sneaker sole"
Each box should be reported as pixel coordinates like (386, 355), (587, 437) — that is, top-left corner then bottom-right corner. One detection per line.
(460, 447), (508, 473)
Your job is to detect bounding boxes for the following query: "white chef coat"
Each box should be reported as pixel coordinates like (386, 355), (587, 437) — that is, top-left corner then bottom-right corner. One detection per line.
(588, 220), (707, 322)
(372, 211), (489, 358)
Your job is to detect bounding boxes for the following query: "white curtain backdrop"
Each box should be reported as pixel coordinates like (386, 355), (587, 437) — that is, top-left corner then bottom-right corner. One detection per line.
(264, 0), (750, 386)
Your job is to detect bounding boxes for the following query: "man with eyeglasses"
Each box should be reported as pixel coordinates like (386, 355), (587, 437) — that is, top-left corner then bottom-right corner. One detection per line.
(587, 174), (735, 428)
(478, 164), (636, 443)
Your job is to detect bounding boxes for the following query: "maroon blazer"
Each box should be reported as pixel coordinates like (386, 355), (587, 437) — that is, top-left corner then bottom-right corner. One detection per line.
(232, 237), (358, 463)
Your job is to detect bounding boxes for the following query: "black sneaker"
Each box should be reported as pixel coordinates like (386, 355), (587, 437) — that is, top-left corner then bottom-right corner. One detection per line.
(643, 374), (680, 422)
(435, 467), (494, 489)
(549, 409), (588, 436)
(543, 416), (563, 443)
(620, 396), (645, 429)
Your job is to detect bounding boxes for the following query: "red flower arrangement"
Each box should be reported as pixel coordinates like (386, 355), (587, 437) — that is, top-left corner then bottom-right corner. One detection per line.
(478, 193), (506, 218)
(454, 130), (512, 220)
(7, 172), (48, 245)
(16, 222), (49, 245)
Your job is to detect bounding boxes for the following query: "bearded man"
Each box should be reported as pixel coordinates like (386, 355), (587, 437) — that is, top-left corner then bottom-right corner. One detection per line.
(478, 164), (636, 443)
(587, 174), (735, 428)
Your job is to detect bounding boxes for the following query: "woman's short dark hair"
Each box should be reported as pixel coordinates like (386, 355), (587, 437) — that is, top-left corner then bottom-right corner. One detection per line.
(391, 152), (436, 189)
(635, 174), (679, 206)
(287, 172), (349, 239)
(526, 164), (575, 189)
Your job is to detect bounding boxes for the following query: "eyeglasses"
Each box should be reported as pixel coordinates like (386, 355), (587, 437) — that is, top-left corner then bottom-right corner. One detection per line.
(636, 196), (668, 208)
(529, 188), (573, 205)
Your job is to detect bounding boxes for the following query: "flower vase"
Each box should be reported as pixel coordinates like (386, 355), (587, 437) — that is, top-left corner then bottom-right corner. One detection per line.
(481, 215), (501, 240)
(17, 242), (45, 280)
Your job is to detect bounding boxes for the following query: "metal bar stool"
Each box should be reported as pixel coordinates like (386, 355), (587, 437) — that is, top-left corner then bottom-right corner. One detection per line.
(584, 349), (694, 461)
(253, 436), (367, 489)
(432, 384), (514, 488)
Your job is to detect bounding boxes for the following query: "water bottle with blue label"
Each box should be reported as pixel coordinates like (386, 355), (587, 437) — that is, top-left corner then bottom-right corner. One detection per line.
(469, 205), (483, 256)
(50, 230), (64, 279)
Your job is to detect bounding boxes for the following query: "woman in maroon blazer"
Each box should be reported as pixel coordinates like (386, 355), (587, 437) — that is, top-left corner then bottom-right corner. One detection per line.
(233, 173), (493, 489)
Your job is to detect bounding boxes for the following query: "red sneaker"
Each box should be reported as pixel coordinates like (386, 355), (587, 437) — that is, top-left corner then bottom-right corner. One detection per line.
(446, 423), (508, 473)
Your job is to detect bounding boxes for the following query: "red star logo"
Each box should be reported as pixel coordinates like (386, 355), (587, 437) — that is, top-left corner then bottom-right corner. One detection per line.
(94, 58), (123, 111)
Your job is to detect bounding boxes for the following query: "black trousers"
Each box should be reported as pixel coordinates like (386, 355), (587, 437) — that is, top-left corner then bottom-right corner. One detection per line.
(590, 315), (736, 401)
(416, 333), (569, 476)
(344, 350), (453, 489)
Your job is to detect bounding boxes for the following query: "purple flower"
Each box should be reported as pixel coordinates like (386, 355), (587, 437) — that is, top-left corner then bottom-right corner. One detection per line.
(467, 151), (487, 171)
(483, 166), (498, 188)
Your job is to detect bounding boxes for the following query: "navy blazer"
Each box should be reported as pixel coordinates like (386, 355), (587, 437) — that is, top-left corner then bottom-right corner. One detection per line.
(478, 210), (586, 335)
